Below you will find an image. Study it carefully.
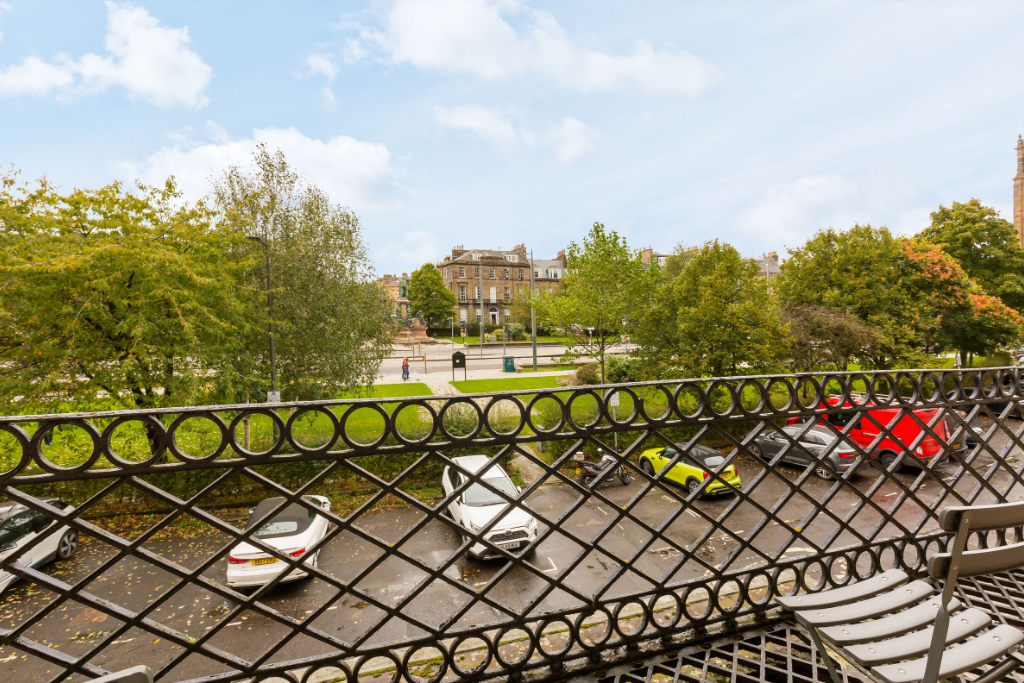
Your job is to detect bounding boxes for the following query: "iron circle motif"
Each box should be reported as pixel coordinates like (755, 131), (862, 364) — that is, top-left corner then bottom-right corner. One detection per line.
(847, 374), (871, 406)
(853, 548), (878, 580)
(535, 617), (574, 658)
(800, 559), (827, 592)
(353, 654), (400, 683)
(0, 423), (32, 479)
(101, 414), (167, 468)
(713, 578), (745, 614)
(390, 400), (438, 446)
(900, 539), (925, 572)
(450, 634), (493, 676)
(650, 592), (682, 631)
(166, 412), (231, 463)
(895, 372), (918, 405)
(961, 371), (982, 400)
(771, 565), (801, 597)
(705, 380), (735, 417)
(682, 582), (714, 622)
(493, 624), (537, 669)
(824, 553), (853, 588)
(284, 406), (341, 455)
(574, 607), (613, 650)
(981, 369), (1001, 398)
(939, 371), (962, 402)
(603, 387), (639, 425)
(919, 372), (944, 405)
(672, 382), (705, 420)
(338, 402), (392, 450)
(524, 393), (565, 435)
(566, 389), (604, 430)
(227, 409), (287, 458)
(401, 642), (450, 683)
(765, 378), (795, 413)
(737, 379), (767, 416)
(612, 599), (650, 639)
(743, 570), (775, 606)
(638, 384), (675, 424)
(32, 418), (103, 474)
(299, 663), (352, 683)
(870, 373), (897, 406)
(997, 369), (1019, 398)
(482, 395), (526, 437)
(795, 375), (821, 410)
(438, 397), (484, 441)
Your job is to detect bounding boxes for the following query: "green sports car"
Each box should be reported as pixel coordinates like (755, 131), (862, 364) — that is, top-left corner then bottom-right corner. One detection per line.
(638, 444), (741, 495)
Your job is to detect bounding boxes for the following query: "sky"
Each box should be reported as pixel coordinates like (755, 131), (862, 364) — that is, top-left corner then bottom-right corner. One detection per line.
(2, 0), (1023, 277)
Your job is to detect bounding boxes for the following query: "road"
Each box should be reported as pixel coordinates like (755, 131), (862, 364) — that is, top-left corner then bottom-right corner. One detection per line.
(1, 416), (1021, 681)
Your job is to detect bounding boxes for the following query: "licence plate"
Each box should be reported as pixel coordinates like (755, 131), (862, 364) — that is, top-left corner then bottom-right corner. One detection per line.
(252, 557), (277, 566)
(497, 542), (521, 550)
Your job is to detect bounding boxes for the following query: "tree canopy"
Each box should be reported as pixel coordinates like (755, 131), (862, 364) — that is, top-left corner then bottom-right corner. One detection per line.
(637, 240), (789, 377)
(919, 199), (1024, 311)
(407, 262), (457, 327)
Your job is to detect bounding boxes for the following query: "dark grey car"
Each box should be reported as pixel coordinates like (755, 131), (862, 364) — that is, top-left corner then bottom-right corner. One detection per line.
(745, 425), (855, 479)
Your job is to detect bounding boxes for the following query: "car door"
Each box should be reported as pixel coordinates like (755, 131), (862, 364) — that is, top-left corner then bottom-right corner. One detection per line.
(759, 432), (785, 459)
(445, 468), (463, 525)
(28, 510), (60, 563)
(0, 512), (40, 569)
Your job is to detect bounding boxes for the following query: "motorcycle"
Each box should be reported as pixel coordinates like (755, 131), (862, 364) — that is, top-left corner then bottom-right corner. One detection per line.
(575, 450), (630, 488)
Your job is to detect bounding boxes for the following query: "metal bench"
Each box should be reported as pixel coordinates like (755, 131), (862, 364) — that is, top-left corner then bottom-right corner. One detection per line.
(778, 501), (1024, 683)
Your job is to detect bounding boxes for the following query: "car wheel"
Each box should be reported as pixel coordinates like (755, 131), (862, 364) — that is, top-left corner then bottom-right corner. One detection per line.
(748, 443), (763, 458)
(879, 451), (900, 470)
(687, 478), (701, 496)
(814, 465), (835, 480)
(641, 459), (655, 477)
(56, 530), (78, 561)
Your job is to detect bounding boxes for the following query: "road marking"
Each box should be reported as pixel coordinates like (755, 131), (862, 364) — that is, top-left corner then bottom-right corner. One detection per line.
(542, 557), (558, 573)
(226, 621), (243, 627)
(596, 507), (607, 516)
(686, 510), (698, 518)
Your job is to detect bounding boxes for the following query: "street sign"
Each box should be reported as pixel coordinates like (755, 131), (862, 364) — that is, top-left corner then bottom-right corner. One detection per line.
(267, 391), (280, 403)
(452, 351), (467, 381)
(610, 392), (620, 407)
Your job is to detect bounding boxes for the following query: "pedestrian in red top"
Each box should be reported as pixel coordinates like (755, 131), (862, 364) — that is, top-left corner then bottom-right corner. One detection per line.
(402, 357), (410, 381)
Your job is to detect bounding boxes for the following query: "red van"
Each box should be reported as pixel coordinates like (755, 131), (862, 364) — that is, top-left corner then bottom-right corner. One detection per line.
(788, 395), (951, 470)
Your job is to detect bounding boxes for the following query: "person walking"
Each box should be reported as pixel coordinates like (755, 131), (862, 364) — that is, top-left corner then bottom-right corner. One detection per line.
(402, 357), (410, 381)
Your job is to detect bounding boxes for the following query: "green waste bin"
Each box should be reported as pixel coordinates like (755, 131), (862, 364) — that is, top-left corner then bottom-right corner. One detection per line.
(503, 355), (515, 373)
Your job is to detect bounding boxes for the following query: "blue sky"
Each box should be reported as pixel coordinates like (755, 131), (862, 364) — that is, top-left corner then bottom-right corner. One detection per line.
(2, 1), (1023, 277)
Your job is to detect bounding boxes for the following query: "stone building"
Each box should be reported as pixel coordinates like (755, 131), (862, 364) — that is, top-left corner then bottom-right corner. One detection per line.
(754, 251), (781, 279)
(1015, 135), (1024, 247)
(438, 244), (567, 326)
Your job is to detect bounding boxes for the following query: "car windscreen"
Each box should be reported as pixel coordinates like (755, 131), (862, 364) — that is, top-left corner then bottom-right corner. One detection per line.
(463, 477), (518, 506)
(702, 455), (724, 468)
(244, 498), (316, 540)
(0, 512), (33, 546)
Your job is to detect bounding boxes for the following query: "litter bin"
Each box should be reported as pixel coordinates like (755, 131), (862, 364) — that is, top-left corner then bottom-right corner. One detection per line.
(502, 355), (515, 373)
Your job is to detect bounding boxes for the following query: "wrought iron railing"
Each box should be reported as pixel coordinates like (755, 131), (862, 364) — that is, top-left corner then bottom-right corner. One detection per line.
(0, 368), (1022, 682)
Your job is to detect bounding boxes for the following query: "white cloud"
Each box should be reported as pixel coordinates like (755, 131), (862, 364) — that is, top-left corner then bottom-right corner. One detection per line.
(0, 1), (211, 108)
(435, 104), (522, 152)
(353, 0), (720, 96)
(546, 116), (598, 163)
(733, 172), (931, 250)
(115, 126), (405, 211)
(303, 53), (338, 105)
(378, 229), (440, 274)
(0, 2), (10, 44)
(435, 105), (598, 162)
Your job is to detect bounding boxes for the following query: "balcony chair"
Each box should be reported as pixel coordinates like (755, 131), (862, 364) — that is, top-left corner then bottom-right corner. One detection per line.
(777, 501), (1024, 683)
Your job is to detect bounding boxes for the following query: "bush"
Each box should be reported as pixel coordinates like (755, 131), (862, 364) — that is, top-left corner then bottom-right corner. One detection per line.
(494, 329), (504, 341)
(571, 363), (600, 385)
(605, 353), (648, 383)
(507, 323), (527, 341)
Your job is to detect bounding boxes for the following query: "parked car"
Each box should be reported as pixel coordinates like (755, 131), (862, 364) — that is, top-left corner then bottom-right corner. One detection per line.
(638, 444), (741, 496)
(788, 395), (952, 469)
(0, 498), (78, 594)
(746, 425), (856, 479)
(442, 455), (538, 559)
(226, 495), (331, 589)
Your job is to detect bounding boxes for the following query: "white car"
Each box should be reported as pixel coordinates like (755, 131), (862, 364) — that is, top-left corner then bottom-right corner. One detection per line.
(442, 455), (538, 559)
(226, 495), (330, 589)
(0, 498), (78, 594)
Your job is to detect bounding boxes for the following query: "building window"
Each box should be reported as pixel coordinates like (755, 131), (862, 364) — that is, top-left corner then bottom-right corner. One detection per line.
(488, 268), (495, 279)
(489, 286), (497, 302)
(474, 266), (480, 278)
(519, 268), (525, 280)
(503, 268), (510, 279)
(460, 308), (467, 322)
(475, 286), (481, 300)
(505, 254), (518, 262)
(504, 308), (511, 318)
(458, 266), (465, 278)
(459, 285), (466, 302)
(503, 286), (510, 301)
(471, 252), (480, 260)
(535, 270), (540, 278)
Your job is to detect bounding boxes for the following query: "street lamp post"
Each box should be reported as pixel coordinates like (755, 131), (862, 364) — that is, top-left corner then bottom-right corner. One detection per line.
(248, 236), (278, 402)
(530, 250), (537, 371)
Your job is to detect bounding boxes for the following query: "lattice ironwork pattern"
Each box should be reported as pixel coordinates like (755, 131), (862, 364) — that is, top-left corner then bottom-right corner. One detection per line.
(0, 368), (1022, 682)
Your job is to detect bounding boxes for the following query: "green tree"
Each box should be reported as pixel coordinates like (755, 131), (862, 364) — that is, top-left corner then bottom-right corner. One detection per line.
(783, 305), (883, 372)
(407, 262), (457, 328)
(533, 222), (654, 382)
(637, 240), (789, 377)
(0, 171), (259, 415)
(211, 145), (396, 401)
(901, 238), (1021, 365)
(776, 224), (917, 368)
(919, 199), (1024, 311)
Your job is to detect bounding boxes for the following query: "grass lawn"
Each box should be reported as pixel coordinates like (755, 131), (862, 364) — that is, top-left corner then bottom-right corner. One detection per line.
(520, 364), (578, 373)
(452, 376), (565, 393)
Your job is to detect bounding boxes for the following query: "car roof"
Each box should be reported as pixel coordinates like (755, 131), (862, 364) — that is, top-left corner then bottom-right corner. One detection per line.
(451, 454), (508, 478)
(664, 444), (720, 460)
(783, 425), (835, 440)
